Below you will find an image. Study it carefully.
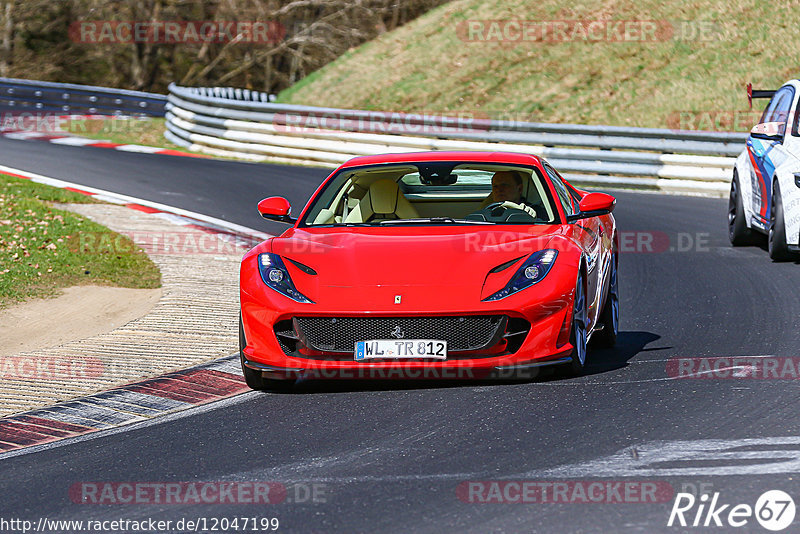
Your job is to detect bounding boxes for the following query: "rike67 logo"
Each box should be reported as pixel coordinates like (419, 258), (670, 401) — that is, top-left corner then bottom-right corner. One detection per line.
(668, 490), (795, 531)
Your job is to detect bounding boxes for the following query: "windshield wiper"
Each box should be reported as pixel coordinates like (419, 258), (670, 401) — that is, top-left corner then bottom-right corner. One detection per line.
(378, 217), (492, 225)
(309, 222), (372, 228)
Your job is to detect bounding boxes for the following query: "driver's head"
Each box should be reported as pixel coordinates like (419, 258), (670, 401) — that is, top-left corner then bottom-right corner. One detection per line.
(491, 171), (524, 203)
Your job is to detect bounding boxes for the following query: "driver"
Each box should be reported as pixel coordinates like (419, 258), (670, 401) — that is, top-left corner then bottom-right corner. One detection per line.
(483, 170), (537, 218)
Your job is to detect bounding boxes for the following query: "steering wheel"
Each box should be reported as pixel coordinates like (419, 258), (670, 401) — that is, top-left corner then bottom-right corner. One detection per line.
(466, 201), (537, 223)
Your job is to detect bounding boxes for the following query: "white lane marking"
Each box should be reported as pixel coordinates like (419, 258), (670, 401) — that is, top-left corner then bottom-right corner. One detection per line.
(622, 355), (776, 364)
(3, 131), (50, 140)
(0, 164), (271, 240)
(684, 365), (751, 378)
(114, 144), (163, 153)
(526, 437), (800, 477)
(534, 355), (780, 385)
(89, 194), (128, 204)
(152, 212), (192, 226)
(49, 137), (105, 146)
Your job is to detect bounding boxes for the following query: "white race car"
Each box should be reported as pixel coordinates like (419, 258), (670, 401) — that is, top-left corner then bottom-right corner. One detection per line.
(729, 80), (800, 260)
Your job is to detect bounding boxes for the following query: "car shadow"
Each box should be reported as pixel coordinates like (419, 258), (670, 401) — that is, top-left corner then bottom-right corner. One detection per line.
(585, 330), (666, 375)
(268, 330), (665, 394)
(730, 239), (800, 263)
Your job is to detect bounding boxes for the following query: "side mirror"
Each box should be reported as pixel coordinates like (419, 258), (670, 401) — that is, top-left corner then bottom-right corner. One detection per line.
(750, 121), (785, 141)
(258, 196), (296, 224)
(567, 192), (616, 222)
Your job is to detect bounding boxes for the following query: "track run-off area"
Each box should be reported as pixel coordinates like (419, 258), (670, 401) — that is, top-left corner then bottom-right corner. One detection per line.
(2, 136), (800, 533)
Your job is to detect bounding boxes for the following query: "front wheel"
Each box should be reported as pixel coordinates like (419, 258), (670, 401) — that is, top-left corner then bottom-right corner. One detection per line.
(565, 272), (589, 376)
(592, 252), (618, 348)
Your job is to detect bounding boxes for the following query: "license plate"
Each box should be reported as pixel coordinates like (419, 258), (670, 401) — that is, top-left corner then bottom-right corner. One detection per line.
(355, 339), (447, 360)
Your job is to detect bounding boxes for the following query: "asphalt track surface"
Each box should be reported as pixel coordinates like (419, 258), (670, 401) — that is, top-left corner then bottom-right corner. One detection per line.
(3, 137), (800, 533)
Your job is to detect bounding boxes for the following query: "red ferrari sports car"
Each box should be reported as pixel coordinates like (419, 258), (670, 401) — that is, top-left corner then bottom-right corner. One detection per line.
(239, 151), (618, 390)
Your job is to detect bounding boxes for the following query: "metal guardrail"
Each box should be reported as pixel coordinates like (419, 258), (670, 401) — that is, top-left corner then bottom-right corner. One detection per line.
(166, 83), (747, 196)
(0, 77), (167, 117)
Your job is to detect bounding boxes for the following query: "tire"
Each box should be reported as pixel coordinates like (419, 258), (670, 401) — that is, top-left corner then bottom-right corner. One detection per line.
(592, 251), (618, 348)
(565, 272), (589, 376)
(239, 313), (294, 392)
(728, 172), (755, 246)
(768, 181), (795, 262)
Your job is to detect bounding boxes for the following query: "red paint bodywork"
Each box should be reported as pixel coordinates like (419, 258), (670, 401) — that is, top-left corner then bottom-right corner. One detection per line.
(240, 152), (617, 376)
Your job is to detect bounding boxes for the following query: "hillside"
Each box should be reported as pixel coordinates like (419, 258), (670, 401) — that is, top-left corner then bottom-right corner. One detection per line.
(278, 0), (792, 129)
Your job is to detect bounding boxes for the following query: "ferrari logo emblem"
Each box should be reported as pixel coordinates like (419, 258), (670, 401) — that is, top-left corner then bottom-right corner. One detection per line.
(394, 295), (401, 304)
(390, 326), (405, 339)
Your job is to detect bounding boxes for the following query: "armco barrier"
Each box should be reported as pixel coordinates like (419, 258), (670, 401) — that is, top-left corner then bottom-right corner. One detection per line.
(162, 82), (747, 196)
(0, 77), (166, 117)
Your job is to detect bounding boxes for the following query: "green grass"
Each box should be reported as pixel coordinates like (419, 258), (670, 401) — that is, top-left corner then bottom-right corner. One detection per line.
(0, 174), (161, 308)
(278, 0), (793, 129)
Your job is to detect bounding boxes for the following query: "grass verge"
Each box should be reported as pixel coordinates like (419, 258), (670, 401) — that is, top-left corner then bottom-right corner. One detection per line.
(0, 173), (161, 308)
(279, 0), (792, 130)
(63, 117), (187, 149)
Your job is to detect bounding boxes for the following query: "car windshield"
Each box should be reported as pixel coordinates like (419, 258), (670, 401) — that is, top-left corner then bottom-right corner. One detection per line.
(300, 162), (560, 226)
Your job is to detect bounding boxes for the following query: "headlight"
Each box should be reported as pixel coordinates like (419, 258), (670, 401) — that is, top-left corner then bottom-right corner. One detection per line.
(483, 249), (558, 301)
(257, 253), (313, 303)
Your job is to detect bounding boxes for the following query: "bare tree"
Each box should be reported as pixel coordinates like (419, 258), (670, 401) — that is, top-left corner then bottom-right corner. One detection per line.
(1, 0), (448, 93)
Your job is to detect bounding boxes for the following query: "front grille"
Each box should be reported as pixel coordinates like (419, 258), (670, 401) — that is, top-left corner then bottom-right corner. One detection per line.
(293, 315), (507, 354)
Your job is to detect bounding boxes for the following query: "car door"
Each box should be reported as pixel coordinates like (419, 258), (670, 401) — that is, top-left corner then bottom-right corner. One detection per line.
(544, 164), (604, 325)
(746, 85), (794, 225)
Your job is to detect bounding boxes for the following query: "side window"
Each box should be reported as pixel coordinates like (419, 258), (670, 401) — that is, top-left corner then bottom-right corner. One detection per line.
(544, 165), (576, 217)
(761, 87), (794, 126)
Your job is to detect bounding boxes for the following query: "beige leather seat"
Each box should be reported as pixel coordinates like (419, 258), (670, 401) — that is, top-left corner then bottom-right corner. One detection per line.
(344, 179), (419, 223)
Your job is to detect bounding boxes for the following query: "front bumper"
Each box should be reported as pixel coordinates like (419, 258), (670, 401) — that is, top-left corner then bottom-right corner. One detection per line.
(241, 262), (577, 378)
(241, 354), (574, 381)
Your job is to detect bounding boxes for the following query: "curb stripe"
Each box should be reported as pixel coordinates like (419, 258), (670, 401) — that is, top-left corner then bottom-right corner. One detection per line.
(64, 186), (94, 195)
(128, 380), (220, 403)
(87, 142), (122, 148)
(1, 125), (211, 158)
(76, 397), (165, 417)
(4, 420), (75, 438)
(125, 203), (162, 214)
(15, 415), (95, 433)
(93, 390), (190, 412)
(0, 154), (260, 453)
(0, 357), (250, 455)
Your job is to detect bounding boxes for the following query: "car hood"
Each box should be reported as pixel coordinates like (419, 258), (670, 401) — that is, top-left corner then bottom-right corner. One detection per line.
(269, 225), (571, 309)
